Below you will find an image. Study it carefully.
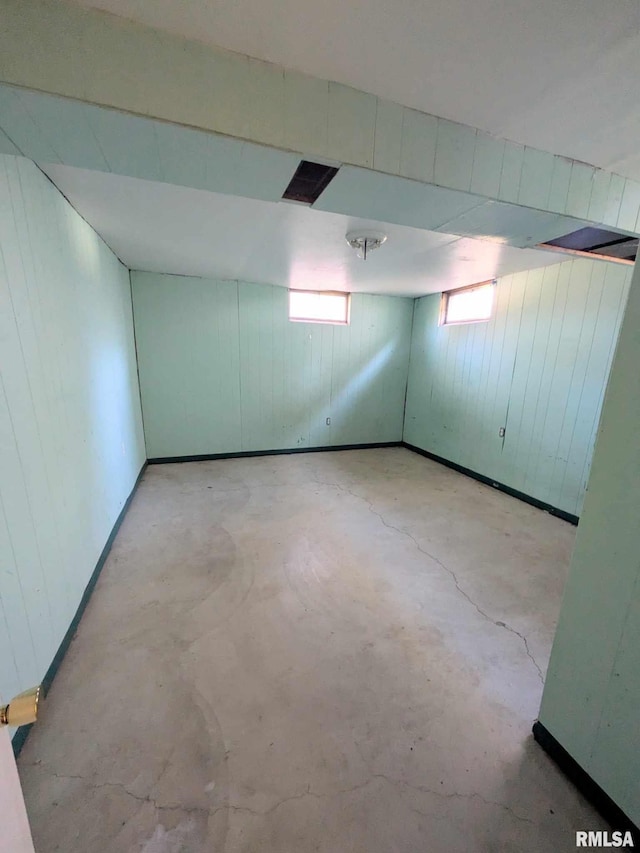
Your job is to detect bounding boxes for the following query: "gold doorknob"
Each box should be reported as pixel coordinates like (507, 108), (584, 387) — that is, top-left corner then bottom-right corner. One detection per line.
(0, 686), (42, 727)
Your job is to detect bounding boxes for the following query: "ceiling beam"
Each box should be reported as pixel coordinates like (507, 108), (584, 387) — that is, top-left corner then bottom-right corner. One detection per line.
(1, 0), (639, 236)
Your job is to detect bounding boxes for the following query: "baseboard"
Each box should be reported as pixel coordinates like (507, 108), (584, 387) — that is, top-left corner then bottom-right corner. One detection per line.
(532, 721), (639, 843)
(147, 442), (402, 464)
(402, 442), (579, 526)
(11, 461), (148, 758)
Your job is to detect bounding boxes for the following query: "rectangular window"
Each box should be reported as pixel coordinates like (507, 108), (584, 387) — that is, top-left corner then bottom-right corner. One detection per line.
(441, 280), (495, 326)
(289, 290), (350, 325)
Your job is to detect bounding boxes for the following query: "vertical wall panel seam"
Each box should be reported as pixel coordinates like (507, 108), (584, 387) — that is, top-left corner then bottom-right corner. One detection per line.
(0, 380), (40, 675)
(557, 266), (606, 511)
(401, 297), (417, 441)
(400, 298), (413, 440)
(508, 269), (544, 485)
(236, 281), (245, 450)
(547, 263), (593, 502)
(529, 265), (572, 503)
(0, 592), (22, 690)
(500, 273), (527, 461)
(128, 271), (149, 458)
(521, 266), (560, 495)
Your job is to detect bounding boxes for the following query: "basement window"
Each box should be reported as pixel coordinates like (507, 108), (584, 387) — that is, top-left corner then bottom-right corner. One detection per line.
(288, 290), (350, 325)
(441, 281), (495, 325)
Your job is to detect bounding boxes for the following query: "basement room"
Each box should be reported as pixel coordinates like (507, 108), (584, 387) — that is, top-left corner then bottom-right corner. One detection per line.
(1, 1), (639, 851)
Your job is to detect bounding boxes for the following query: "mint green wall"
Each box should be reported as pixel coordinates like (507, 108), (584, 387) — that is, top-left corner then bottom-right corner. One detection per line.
(0, 154), (145, 715)
(403, 258), (632, 517)
(539, 258), (640, 825)
(131, 273), (413, 458)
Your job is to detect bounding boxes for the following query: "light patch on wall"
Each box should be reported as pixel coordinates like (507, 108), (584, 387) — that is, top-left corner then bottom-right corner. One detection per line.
(66, 212), (104, 279)
(330, 341), (395, 416)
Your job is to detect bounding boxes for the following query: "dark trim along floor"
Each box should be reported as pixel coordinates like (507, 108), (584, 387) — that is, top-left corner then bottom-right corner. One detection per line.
(402, 442), (579, 526)
(11, 462), (148, 757)
(533, 721), (639, 844)
(150, 441), (579, 527)
(147, 442), (401, 464)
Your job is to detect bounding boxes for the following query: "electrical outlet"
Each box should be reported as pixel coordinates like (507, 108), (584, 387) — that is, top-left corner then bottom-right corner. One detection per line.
(499, 427), (506, 438)
(326, 417), (331, 426)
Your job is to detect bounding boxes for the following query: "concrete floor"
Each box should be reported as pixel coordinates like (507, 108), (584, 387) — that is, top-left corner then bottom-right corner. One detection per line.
(18, 448), (606, 852)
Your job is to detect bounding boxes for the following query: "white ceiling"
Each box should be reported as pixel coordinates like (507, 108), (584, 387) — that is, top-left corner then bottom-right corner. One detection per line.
(42, 164), (565, 296)
(72, 0), (640, 181)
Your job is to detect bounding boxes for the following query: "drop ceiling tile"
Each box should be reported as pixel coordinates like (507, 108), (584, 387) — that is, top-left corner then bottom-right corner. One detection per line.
(0, 88), (110, 170)
(518, 147), (554, 210)
(470, 132), (504, 199)
(233, 143), (301, 201)
(434, 119), (476, 192)
(436, 199), (589, 247)
(315, 165), (484, 231)
(84, 107), (163, 181)
(154, 122), (210, 190)
(566, 162), (595, 219)
(0, 126), (21, 156)
(618, 179), (640, 233)
(327, 83), (377, 168)
(87, 98), (300, 202)
(283, 72), (329, 161)
(587, 169), (612, 224)
(604, 173), (625, 227)
(399, 108), (437, 182)
(23, 93), (110, 170)
(0, 86), (61, 163)
(498, 141), (524, 204)
(547, 156), (573, 214)
(373, 99), (403, 174)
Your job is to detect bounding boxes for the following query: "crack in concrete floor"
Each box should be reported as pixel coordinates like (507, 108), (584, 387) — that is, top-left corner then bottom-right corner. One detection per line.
(28, 766), (534, 827)
(311, 474), (545, 684)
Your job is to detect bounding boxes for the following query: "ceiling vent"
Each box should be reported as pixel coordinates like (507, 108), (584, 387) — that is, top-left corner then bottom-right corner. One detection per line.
(539, 226), (637, 264)
(282, 160), (339, 204)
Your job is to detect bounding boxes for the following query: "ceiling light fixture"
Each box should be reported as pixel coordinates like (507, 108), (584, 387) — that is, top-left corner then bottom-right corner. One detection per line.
(345, 230), (387, 260)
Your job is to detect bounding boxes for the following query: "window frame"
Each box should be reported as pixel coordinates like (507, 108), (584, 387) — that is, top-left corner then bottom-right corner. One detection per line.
(288, 289), (351, 326)
(439, 280), (496, 327)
